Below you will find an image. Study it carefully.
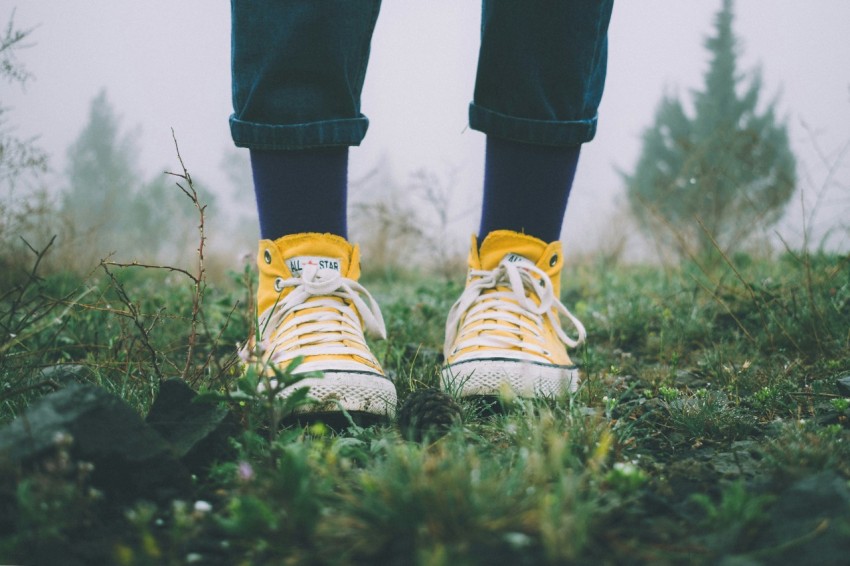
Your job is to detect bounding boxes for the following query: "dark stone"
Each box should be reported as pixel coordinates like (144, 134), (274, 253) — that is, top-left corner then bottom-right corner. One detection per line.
(579, 406), (600, 418)
(0, 383), (190, 501)
(673, 369), (706, 388)
(815, 401), (841, 426)
(665, 457), (721, 501)
(741, 472), (850, 564)
(835, 375), (850, 397)
(36, 364), (93, 386)
(145, 378), (239, 472)
(709, 442), (761, 480)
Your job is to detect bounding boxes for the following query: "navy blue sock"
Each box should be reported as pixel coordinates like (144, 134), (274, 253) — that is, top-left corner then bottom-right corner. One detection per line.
(250, 148), (348, 240)
(478, 137), (580, 244)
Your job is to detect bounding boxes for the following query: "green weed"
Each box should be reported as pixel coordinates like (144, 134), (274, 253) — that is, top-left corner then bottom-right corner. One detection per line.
(691, 480), (776, 552)
(761, 421), (850, 483)
(2, 238), (849, 564)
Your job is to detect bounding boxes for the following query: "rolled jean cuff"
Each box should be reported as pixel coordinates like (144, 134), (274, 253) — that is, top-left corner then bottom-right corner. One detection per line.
(468, 102), (597, 147)
(229, 114), (370, 150)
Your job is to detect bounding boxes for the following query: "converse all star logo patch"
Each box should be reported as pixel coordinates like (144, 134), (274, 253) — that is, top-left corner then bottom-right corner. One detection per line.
(287, 256), (341, 277)
(503, 253), (535, 267)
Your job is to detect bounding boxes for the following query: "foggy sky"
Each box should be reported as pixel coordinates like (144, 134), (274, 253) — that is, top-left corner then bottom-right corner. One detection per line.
(4, 1), (849, 259)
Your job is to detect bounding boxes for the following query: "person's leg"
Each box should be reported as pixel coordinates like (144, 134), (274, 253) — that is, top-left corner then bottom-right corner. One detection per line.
(230, 0), (380, 148)
(443, 1), (614, 399)
(473, 0), (613, 243)
(231, 0), (395, 421)
(231, 0), (382, 240)
(250, 148), (349, 239)
(478, 138), (580, 243)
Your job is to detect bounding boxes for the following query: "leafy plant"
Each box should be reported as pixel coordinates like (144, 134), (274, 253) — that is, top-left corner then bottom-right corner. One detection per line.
(691, 480), (775, 551)
(196, 355), (319, 441)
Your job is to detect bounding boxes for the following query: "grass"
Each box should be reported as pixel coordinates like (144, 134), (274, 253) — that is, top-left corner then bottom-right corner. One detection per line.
(1, 241), (849, 564)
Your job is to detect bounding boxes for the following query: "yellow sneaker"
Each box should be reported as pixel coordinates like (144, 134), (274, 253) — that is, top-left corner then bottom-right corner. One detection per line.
(243, 232), (396, 419)
(441, 230), (586, 399)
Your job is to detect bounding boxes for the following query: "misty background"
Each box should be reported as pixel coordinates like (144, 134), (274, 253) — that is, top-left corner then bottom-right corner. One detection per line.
(3, 1), (849, 272)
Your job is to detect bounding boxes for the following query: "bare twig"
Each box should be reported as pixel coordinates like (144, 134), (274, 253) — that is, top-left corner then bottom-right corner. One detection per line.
(92, 131), (227, 386)
(1, 238), (93, 358)
(788, 391), (841, 399)
(99, 262), (165, 380)
(192, 299), (242, 387)
(0, 379), (60, 404)
(799, 122), (850, 237)
(100, 260), (198, 284)
(167, 128), (207, 382)
(3, 236), (55, 329)
(685, 271), (757, 345)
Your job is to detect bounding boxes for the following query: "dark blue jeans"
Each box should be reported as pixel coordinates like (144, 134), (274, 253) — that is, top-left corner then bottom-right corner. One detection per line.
(230, 0), (614, 150)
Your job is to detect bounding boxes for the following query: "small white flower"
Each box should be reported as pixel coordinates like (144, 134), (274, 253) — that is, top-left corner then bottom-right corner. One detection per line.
(52, 431), (73, 447)
(194, 500), (212, 513)
(613, 461), (639, 475)
(238, 461), (254, 482)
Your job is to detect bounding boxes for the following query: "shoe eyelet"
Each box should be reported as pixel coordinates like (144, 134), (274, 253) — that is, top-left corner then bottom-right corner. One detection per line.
(274, 277), (284, 292)
(549, 254), (558, 267)
(263, 249), (272, 264)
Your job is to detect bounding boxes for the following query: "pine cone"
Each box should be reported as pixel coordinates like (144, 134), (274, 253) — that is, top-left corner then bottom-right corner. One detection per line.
(397, 388), (462, 442)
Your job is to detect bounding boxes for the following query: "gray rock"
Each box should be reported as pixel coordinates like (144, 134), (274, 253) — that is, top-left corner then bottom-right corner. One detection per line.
(673, 369), (706, 388)
(743, 471), (850, 565)
(579, 406), (600, 418)
(717, 556), (762, 566)
(36, 364), (93, 386)
(0, 383), (190, 500)
(145, 378), (238, 472)
(710, 446), (760, 480)
(815, 402), (841, 426)
(835, 374), (850, 397)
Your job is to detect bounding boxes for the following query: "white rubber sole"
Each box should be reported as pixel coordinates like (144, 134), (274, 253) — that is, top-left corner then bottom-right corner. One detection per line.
(280, 371), (397, 417)
(441, 358), (579, 398)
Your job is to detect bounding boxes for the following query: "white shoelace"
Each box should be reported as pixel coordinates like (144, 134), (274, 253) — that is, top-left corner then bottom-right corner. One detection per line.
(444, 258), (586, 362)
(244, 263), (386, 373)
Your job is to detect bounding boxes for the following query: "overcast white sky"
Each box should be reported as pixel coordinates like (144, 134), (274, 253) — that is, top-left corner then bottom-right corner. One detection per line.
(4, 1), (850, 259)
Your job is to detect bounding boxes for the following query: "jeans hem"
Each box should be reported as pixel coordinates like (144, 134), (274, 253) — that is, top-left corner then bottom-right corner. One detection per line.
(229, 114), (370, 150)
(468, 103), (597, 146)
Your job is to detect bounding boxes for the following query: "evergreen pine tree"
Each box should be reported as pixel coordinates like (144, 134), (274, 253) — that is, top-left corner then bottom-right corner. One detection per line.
(62, 90), (208, 265)
(624, 0), (796, 257)
(62, 89), (141, 258)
